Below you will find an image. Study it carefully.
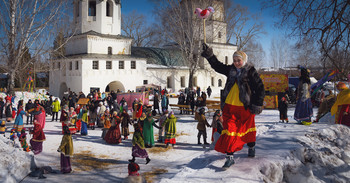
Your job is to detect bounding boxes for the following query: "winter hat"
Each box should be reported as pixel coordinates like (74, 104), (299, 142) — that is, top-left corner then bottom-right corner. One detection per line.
(336, 82), (348, 90)
(233, 51), (248, 64)
(128, 162), (140, 176)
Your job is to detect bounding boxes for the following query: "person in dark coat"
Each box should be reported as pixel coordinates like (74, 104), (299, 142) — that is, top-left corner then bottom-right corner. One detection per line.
(294, 65), (313, 123)
(25, 99), (35, 125)
(278, 96), (289, 123)
(0, 98), (4, 119)
(177, 93), (186, 114)
(207, 86), (212, 98)
(153, 93), (160, 115)
(202, 44), (265, 169)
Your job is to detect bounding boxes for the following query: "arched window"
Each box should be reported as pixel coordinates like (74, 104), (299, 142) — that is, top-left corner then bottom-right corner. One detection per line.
(88, 0), (96, 16)
(108, 47), (112, 55)
(106, 0), (113, 17)
(218, 79), (222, 87)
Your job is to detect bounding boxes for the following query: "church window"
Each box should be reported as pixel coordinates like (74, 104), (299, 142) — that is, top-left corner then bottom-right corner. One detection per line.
(211, 77), (214, 87)
(218, 31), (222, 38)
(225, 56), (228, 64)
(69, 62), (72, 70)
(93, 61), (99, 70)
(75, 61), (79, 70)
(180, 76), (185, 87)
(57, 62), (61, 69)
(106, 0), (113, 17)
(131, 61), (136, 69)
(106, 61), (112, 69)
(108, 47), (112, 55)
(143, 80), (148, 85)
(218, 79), (222, 87)
(88, 0), (96, 16)
(119, 61), (124, 69)
(167, 76), (171, 88)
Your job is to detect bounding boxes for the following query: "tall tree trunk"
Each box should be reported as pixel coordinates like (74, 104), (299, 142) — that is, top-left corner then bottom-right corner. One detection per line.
(7, 0), (17, 93)
(188, 69), (195, 90)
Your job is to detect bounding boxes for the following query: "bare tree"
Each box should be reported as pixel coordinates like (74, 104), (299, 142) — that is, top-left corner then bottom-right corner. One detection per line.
(243, 39), (265, 69)
(151, 0), (212, 89)
(0, 0), (69, 92)
(270, 37), (293, 69)
(263, 0), (350, 78)
(121, 10), (156, 47)
(224, 1), (265, 50)
(293, 36), (322, 69)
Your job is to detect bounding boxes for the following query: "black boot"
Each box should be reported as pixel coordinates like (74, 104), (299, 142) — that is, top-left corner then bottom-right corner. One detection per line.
(146, 157), (151, 164)
(197, 137), (202, 145)
(248, 146), (255, 157)
(204, 138), (209, 145)
(129, 156), (135, 162)
(222, 154), (235, 169)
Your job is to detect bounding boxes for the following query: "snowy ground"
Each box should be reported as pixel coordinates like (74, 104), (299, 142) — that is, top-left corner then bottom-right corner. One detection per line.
(1, 97), (350, 183)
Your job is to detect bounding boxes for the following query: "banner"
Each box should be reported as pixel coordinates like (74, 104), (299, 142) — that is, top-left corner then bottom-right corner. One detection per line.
(260, 74), (289, 93)
(117, 92), (149, 111)
(311, 70), (337, 97)
(263, 95), (278, 109)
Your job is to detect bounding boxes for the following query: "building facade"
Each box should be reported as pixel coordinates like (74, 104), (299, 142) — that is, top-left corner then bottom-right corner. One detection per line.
(49, 0), (237, 98)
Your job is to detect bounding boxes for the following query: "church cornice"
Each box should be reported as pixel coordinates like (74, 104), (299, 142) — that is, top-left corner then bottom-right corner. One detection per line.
(70, 30), (132, 40)
(62, 53), (146, 60)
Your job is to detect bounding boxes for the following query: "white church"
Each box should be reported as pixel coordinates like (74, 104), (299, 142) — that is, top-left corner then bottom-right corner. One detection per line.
(49, 0), (237, 98)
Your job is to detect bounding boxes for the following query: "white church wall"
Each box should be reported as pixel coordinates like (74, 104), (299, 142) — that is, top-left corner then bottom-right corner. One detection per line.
(87, 36), (131, 54)
(65, 37), (88, 56)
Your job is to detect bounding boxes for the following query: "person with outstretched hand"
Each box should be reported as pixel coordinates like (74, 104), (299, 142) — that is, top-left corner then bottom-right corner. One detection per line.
(201, 43), (265, 169)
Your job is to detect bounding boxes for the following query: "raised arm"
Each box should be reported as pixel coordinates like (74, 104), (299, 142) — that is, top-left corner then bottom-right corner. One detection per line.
(201, 43), (230, 76)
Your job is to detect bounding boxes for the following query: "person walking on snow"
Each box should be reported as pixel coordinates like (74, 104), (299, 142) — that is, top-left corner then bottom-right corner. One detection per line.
(202, 44), (265, 169)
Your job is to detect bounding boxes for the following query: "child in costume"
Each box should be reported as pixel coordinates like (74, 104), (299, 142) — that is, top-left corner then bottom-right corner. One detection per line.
(58, 125), (73, 174)
(13, 105), (27, 134)
(19, 128), (30, 152)
(156, 111), (168, 143)
(10, 128), (17, 141)
(195, 107), (211, 145)
(162, 111), (177, 147)
(80, 106), (89, 136)
(122, 162), (144, 183)
(211, 110), (223, 142)
(278, 97), (289, 123)
(129, 123), (151, 164)
(30, 119), (46, 155)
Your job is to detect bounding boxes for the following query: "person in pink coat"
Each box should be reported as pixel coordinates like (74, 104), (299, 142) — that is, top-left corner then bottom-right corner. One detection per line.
(33, 100), (46, 129)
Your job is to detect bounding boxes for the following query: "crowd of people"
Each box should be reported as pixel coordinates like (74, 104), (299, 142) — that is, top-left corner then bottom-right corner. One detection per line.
(0, 47), (349, 179)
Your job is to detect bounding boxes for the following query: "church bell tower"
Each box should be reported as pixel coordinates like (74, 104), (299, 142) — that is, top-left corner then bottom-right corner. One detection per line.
(73, 0), (121, 35)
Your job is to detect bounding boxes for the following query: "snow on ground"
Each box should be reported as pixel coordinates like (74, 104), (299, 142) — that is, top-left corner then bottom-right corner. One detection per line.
(1, 96), (349, 183)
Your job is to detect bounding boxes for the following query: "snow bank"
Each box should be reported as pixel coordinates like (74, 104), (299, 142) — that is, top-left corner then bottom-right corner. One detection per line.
(260, 125), (350, 183)
(0, 135), (33, 183)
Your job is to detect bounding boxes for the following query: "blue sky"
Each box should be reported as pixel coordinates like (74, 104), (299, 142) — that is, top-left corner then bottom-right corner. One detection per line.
(121, 0), (286, 66)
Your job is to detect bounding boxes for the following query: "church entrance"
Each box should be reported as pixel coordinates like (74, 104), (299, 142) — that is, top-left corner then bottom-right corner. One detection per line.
(59, 82), (68, 99)
(105, 81), (125, 93)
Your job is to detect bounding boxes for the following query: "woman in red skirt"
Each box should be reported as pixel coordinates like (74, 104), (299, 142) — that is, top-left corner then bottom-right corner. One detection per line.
(202, 44), (265, 169)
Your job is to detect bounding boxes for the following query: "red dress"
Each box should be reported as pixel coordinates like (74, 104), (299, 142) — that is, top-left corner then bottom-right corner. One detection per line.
(105, 116), (122, 144)
(215, 104), (256, 154)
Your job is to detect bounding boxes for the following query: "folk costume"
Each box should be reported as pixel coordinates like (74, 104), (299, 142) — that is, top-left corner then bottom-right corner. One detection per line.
(142, 112), (157, 147)
(19, 128), (30, 152)
(162, 112), (177, 147)
(121, 110), (132, 140)
(294, 66), (313, 122)
(129, 123), (150, 164)
(104, 112), (122, 144)
(58, 126), (73, 174)
(331, 82), (350, 126)
(202, 45), (265, 169)
(30, 120), (46, 155)
(13, 109), (26, 133)
(80, 108), (89, 136)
